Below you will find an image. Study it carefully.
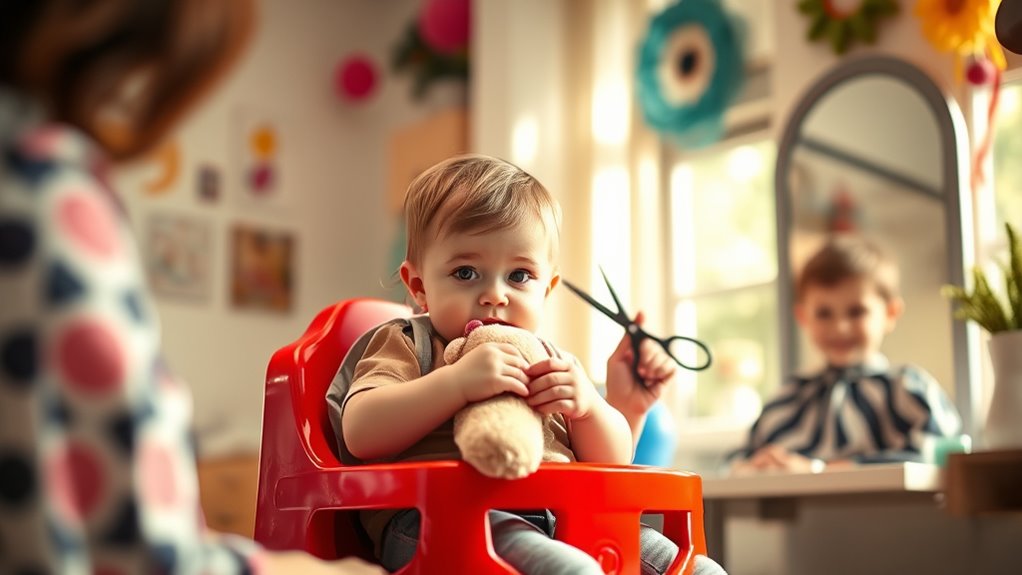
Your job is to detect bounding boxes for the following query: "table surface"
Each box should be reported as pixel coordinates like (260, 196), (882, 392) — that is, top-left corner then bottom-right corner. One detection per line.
(702, 462), (943, 499)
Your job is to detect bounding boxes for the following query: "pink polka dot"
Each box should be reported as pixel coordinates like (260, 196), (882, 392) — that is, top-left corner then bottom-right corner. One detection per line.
(140, 443), (178, 507)
(47, 441), (104, 522)
(58, 193), (119, 259)
(56, 320), (125, 395)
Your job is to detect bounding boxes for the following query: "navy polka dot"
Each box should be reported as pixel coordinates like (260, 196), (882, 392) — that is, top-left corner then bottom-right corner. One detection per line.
(44, 396), (71, 426)
(102, 498), (141, 546)
(47, 261), (84, 306)
(47, 517), (81, 555)
(0, 219), (35, 267)
(123, 290), (145, 323)
(5, 148), (56, 187)
(153, 543), (179, 574)
(0, 452), (35, 506)
(108, 412), (135, 455)
(1, 329), (36, 387)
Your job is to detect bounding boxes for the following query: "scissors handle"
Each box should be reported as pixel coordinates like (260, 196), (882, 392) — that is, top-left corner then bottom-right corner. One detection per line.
(627, 325), (713, 388)
(659, 334), (713, 371)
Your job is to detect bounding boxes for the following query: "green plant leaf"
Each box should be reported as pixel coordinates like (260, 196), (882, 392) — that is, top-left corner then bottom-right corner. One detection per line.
(1007, 223), (1022, 329)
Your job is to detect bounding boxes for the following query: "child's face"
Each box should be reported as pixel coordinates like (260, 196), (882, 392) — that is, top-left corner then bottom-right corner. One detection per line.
(400, 219), (560, 342)
(795, 277), (902, 367)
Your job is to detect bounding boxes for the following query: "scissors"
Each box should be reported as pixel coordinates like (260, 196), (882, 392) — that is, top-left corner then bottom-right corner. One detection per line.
(562, 268), (712, 388)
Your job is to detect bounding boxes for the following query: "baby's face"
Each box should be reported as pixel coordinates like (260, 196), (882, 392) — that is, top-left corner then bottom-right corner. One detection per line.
(403, 220), (559, 342)
(795, 278), (900, 367)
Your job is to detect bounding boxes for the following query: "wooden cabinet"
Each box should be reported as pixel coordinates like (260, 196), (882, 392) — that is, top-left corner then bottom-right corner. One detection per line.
(945, 449), (1022, 516)
(197, 454), (260, 537)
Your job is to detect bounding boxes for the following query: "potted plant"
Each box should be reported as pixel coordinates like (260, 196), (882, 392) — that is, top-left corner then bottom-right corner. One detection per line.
(943, 222), (1022, 449)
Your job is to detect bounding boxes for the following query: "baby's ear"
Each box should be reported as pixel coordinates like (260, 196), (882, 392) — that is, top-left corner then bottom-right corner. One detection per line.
(399, 260), (427, 311)
(545, 272), (561, 297)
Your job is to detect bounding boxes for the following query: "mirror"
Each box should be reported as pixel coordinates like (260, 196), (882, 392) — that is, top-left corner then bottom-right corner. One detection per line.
(774, 55), (981, 435)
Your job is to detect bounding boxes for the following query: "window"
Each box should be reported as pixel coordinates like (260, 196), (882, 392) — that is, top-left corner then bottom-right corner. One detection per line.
(991, 77), (1022, 229)
(668, 136), (778, 429)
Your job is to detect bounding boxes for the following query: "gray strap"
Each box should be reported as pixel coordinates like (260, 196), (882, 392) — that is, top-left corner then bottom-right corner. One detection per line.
(326, 315), (434, 463)
(408, 315), (434, 375)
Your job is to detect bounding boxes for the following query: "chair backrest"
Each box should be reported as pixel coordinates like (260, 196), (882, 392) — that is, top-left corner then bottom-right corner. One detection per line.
(256, 298), (412, 555)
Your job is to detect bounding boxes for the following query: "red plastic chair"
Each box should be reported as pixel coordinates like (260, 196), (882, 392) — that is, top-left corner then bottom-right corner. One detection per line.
(254, 298), (707, 574)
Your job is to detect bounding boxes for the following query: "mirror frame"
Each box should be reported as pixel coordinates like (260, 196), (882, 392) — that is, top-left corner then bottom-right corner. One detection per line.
(774, 55), (982, 436)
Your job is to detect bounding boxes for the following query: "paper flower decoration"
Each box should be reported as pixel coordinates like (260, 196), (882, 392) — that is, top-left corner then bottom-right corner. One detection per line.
(418, 0), (470, 55)
(335, 54), (378, 102)
(637, 0), (745, 149)
(915, 0), (1006, 77)
(797, 0), (899, 54)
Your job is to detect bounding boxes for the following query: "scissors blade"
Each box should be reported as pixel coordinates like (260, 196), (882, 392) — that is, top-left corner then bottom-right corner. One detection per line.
(599, 267), (627, 319)
(562, 280), (627, 327)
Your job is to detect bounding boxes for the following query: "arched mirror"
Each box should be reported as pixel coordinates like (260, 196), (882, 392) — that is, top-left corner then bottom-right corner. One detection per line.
(774, 55), (981, 435)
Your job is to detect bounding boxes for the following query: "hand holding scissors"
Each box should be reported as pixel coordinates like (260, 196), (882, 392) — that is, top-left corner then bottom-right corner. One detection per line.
(562, 269), (712, 388)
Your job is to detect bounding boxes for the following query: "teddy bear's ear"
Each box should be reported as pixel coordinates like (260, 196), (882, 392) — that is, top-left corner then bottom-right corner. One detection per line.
(444, 337), (467, 364)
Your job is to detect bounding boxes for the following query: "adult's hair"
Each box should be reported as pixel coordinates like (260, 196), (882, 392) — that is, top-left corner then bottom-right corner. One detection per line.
(0, 0), (254, 160)
(796, 234), (900, 302)
(402, 154), (562, 266)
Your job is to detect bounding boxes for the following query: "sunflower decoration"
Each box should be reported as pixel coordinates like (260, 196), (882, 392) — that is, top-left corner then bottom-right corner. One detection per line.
(797, 0), (899, 54)
(915, 0), (1006, 81)
(636, 0), (745, 149)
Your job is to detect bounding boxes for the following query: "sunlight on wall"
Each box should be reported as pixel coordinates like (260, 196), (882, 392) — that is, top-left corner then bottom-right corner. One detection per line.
(589, 166), (631, 381)
(511, 114), (539, 168)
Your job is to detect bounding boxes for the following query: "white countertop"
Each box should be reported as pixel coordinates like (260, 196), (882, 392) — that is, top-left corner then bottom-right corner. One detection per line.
(702, 462), (944, 499)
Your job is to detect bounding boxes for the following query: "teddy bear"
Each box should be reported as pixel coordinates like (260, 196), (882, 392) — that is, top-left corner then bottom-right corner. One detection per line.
(445, 319), (573, 479)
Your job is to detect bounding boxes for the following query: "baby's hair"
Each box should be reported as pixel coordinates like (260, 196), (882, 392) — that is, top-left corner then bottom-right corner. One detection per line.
(403, 154), (561, 266)
(796, 235), (900, 302)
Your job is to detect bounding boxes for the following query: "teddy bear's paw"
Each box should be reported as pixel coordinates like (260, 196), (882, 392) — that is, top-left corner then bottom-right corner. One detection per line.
(458, 437), (543, 479)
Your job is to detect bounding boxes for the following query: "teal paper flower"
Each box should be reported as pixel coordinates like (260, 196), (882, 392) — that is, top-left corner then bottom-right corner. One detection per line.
(637, 0), (745, 149)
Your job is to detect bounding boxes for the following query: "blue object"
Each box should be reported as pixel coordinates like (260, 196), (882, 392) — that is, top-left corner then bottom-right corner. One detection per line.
(636, 0), (745, 149)
(634, 402), (678, 467)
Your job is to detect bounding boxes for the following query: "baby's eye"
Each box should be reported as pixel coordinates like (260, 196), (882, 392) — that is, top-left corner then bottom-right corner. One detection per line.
(452, 267), (479, 281)
(814, 308), (833, 320)
(508, 269), (532, 284)
(848, 306), (867, 318)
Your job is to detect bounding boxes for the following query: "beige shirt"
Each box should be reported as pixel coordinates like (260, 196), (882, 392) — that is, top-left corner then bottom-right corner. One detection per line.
(340, 321), (574, 551)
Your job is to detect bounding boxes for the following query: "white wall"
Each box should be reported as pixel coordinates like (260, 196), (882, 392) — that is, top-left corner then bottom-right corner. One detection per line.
(116, 0), (462, 457)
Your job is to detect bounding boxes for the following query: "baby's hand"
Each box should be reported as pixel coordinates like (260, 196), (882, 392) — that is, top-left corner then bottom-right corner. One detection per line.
(449, 342), (530, 403)
(524, 355), (599, 420)
(605, 311), (677, 418)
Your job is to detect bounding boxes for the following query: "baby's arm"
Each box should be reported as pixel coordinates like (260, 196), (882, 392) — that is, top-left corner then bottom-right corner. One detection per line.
(604, 312), (678, 450)
(344, 341), (531, 460)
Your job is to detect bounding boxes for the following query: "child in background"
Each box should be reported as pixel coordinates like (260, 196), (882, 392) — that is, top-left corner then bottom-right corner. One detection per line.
(328, 154), (726, 574)
(731, 235), (962, 474)
(0, 1), (382, 573)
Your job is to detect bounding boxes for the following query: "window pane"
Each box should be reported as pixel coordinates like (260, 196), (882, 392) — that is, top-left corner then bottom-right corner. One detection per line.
(674, 284), (780, 419)
(993, 82), (1022, 228)
(670, 139), (778, 295)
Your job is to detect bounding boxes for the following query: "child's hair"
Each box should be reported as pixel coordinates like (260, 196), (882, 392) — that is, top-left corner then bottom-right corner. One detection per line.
(796, 235), (900, 302)
(403, 154), (562, 266)
(0, 0), (254, 161)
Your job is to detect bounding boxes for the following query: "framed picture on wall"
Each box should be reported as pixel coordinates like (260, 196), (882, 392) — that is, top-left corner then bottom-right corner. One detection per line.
(144, 213), (213, 301)
(228, 223), (295, 312)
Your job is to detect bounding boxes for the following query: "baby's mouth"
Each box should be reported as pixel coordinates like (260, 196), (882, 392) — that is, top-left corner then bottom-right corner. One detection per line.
(481, 317), (515, 327)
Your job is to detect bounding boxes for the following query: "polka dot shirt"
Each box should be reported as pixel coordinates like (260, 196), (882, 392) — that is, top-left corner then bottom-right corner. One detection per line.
(1, 88), (263, 573)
